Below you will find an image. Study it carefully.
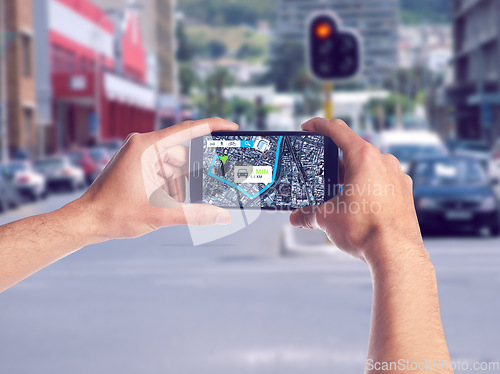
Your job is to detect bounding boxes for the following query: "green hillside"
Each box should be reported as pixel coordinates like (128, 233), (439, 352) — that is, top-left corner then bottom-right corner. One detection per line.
(400, 0), (451, 24)
(177, 0), (451, 26)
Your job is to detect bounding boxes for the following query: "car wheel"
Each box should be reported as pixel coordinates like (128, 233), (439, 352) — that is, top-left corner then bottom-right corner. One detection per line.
(8, 198), (19, 209)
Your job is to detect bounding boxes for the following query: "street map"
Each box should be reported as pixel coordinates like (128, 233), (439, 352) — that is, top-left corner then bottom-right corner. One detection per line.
(202, 135), (325, 209)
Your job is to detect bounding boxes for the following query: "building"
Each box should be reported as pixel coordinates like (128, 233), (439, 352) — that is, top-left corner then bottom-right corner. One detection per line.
(93, 0), (177, 94)
(275, 0), (399, 88)
(448, 0), (500, 142)
(0, 0), (37, 159)
(399, 25), (452, 73)
(33, 0), (156, 153)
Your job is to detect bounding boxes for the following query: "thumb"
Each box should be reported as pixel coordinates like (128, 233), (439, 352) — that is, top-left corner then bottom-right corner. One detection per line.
(289, 205), (321, 229)
(181, 204), (232, 226)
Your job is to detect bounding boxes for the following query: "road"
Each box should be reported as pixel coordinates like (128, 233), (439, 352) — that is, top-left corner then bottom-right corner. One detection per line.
(0, 193), (499, 374)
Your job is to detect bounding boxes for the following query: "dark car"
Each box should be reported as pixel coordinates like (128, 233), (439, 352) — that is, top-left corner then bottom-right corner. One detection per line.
(409, 155), (500, 236)
(0, 168), (21, 213)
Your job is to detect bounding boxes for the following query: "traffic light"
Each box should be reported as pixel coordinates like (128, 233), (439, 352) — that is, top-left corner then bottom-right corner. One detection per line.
(307, 12), (361, 81)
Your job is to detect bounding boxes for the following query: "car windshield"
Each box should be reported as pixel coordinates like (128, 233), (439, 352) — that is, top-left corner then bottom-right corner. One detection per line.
(413, 158), (488, 185)
(5, 162), (27, 172)
(35, 159), (64, 171)
(387, 145), (444, 163)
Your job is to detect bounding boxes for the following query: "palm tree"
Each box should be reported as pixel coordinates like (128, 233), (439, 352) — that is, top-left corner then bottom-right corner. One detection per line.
(205, 67), (235, 117)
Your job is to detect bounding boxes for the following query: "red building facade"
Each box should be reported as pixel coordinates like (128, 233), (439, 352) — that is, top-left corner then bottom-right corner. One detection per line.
(44, 0), (155, 151)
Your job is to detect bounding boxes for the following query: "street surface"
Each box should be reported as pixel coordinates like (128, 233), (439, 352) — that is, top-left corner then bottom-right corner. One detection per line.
(0, 193), (499, 374)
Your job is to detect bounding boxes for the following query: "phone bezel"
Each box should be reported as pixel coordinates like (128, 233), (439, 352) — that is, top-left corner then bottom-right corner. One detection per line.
(189, 131), (339, 210)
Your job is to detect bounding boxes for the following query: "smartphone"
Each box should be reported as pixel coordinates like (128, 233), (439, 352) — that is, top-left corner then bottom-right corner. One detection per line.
(190, 131), (339, 210)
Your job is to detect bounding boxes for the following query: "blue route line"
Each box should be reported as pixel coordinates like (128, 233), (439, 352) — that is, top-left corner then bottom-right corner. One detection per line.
(207, 136), (283, 200)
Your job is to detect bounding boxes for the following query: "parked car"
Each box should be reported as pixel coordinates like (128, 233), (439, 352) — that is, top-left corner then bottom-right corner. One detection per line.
(453, 140), (490, 171)
(1, 161), (47, 201)
(66, 149), (98, 185)
(88, 147), (111, 181)
(0, 169), (21, 213)
(34, 156), (86, 192)
(409, 155), (500, 236)
(98, 138), (123, 156)
(376, 130), (447, 173)
(490, 139), (500, 184)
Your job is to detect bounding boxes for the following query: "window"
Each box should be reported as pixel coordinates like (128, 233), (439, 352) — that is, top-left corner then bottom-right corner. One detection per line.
(21, 35), (32, 77)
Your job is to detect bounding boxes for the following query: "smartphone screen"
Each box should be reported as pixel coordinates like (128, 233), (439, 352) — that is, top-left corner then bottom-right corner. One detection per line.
(190, 131), (338, 210)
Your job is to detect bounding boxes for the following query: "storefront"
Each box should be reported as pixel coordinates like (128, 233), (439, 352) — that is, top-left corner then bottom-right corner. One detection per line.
(34, 0), (155, 153)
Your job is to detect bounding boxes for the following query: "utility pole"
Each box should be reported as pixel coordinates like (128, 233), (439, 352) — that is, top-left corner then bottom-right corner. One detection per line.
(0, 0), (9, 162)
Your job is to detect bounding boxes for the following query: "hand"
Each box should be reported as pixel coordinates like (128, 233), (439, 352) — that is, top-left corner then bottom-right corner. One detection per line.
(289, 118), (425, 266)
(75, 118), (238, 241)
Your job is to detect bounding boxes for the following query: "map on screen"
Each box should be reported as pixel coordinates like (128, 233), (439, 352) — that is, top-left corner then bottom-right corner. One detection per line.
(201, 135), (325, 209)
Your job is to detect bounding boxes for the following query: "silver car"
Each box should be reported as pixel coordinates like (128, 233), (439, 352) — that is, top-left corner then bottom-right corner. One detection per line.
(2, 161), (47, 201)
(34, 156), (86, 192)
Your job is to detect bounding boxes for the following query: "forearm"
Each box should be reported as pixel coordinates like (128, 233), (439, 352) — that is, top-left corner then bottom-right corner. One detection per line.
(365, 242), (453, 374)
(0, 200), (102, 293)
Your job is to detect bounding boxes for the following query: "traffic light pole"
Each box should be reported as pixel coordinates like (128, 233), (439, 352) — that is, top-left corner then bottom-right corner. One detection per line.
(323, 82), (334, 119)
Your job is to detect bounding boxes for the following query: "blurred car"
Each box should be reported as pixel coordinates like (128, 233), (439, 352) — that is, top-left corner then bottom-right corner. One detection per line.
(0, 169), (21, 213)
(66, 149), (98, 185)
(98, 138), (123, 156)
(1, 161), (47, 201)
(34, 156), (86, 192)
(453, 140), (490, 171)
(376, 130), (447, 173)
(88, 147), (111, 181)
(409, 155), (500, 236)
(489, 139), (500, 183)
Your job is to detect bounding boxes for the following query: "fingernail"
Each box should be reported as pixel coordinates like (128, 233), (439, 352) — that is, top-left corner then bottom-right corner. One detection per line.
(289, 212), (300, 227)
(215, 213), (231, 225)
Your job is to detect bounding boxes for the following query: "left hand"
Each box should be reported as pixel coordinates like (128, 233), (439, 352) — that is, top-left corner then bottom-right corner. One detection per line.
(75, 117), (238, 241)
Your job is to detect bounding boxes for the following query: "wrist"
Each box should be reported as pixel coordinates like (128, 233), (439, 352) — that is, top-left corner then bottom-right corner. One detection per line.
(362, 228), (431, 275)
(57, 198), (108, 247)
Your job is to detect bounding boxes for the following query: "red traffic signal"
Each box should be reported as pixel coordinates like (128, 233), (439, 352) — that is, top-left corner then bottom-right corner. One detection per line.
(315, 22), (333, 39)
(307, 12), (361, 81)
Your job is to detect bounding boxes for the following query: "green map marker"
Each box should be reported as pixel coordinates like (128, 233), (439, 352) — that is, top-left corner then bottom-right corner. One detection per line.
(219, 156), (229, 165)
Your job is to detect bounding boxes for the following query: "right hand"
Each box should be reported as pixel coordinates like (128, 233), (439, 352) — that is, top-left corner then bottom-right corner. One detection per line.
(289, 118), (426, 266)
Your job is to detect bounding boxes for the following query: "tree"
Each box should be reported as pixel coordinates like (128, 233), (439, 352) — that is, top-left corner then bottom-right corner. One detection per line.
(266, 41), (305, 92)
(203, 67), (235, 117)
(236, 42), (264, 61)
(178, 62), (198, 96)
(177, 0), (276, 26)
(176, 22), (195, 62)
(366, 94), (415, 130)
(206, 40), (227, 60)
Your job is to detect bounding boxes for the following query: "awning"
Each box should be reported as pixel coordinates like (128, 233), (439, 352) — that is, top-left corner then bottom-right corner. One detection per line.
(104, 72), (156, 110)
